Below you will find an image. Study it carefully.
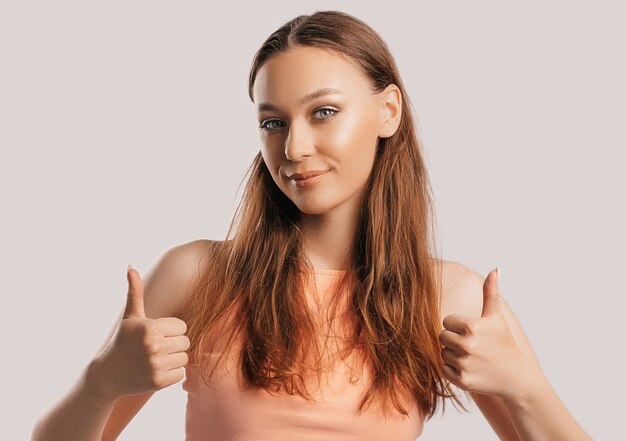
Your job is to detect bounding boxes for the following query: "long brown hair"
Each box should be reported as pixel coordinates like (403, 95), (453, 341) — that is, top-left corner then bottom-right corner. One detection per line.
(179, 10), (468, 420)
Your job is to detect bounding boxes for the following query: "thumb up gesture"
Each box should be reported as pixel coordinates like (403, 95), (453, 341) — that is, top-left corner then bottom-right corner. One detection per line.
(93, 265), (190, 401)
(438, 267), (535, 398)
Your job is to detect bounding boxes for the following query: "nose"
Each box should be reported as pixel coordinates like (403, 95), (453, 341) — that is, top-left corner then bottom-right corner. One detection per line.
(284, 121), (315, 162)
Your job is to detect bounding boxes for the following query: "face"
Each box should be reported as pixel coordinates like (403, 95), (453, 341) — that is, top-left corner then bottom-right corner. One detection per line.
(252, 46), (400, 216)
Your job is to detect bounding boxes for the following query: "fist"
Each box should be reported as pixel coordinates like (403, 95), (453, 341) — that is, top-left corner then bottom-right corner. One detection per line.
(93, 265), (190, 400)
(439, 266), (534, 398)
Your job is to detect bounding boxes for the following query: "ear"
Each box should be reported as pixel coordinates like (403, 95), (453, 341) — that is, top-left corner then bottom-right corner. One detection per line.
(377, 84), (402, 138)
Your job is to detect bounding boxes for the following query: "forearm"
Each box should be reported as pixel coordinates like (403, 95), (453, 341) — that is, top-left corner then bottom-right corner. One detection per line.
(500, 371), (593, 441)
(31, 361), (117, 441)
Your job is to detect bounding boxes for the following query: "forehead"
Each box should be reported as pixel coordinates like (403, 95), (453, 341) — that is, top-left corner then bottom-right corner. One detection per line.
(252, 46), (373, 105)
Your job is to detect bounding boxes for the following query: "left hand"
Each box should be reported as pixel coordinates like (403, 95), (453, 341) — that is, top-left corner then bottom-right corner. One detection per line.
(439, 267), (535, 398)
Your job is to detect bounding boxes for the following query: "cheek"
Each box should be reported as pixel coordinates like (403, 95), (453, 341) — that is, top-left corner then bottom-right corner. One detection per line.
(259, 108), (379, 191)
(325, 110), (379, 177)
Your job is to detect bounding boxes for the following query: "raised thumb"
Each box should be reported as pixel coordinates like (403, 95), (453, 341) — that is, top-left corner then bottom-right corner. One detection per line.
(124, 264), (146, 319)
(481, 266), (501, 318)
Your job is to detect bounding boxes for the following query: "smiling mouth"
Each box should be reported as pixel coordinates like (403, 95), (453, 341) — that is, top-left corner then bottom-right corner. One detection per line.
(287, 169), (330, 180)
(289, 170), (330, 188)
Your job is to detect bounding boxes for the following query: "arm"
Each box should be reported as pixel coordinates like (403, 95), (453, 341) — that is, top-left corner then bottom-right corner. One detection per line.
(440, 261), (521, 440)
(31, 304), (157, 441)
(96, 309), (155, 441)
(30, 360), (118, 441)
(495, 296), (593, 440)
(100, 390), (155, 441)
(32, 239), (213, 441)
(470, 393), (520, 441)
(467, 293), (562, 441)
(443, 262), (592, 440)
(31, 305), (156, 441)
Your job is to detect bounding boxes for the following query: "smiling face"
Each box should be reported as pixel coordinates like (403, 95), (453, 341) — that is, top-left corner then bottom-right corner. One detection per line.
(252, 46), (393, 216)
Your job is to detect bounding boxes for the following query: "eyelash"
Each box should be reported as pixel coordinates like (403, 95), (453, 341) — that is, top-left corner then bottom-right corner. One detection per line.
(259, 106), (339, 131)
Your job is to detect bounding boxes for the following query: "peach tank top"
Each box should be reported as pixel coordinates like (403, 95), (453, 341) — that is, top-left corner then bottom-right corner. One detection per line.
(182, 269), (425, 440)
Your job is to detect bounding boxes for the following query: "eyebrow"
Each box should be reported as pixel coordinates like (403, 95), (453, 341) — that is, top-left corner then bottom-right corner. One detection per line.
(257, 87), (343, 112)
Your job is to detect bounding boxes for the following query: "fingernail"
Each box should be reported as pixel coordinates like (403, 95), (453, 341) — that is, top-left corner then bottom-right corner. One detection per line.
(128, 264), (132, 271)
(496, 266), (500, 282)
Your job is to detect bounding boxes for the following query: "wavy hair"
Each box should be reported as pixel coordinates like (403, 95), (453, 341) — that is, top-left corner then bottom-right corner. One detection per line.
(179, 10), (468, 420)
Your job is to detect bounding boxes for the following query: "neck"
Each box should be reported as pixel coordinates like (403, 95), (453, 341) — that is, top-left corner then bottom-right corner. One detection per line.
(300, 198), (360, 271)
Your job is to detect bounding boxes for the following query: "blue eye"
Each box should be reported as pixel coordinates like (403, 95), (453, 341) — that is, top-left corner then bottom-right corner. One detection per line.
(313, 107), (338, 119)
(259, 119), (284, 130)
(259, 106), (339, 131)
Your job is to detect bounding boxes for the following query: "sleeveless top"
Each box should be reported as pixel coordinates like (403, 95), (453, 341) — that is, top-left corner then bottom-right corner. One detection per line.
(182, 268), (425, 440)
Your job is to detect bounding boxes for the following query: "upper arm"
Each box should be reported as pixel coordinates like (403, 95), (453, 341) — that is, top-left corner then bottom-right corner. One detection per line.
(439, 260), (542, 441)
(97, 238), (214, 441)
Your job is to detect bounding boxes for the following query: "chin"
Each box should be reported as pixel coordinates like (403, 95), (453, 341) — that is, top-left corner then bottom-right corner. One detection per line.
(291, 197), (340, 216)
(293, 203), (329, 215)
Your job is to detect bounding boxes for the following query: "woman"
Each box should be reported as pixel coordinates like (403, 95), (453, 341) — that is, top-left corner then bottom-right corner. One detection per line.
(32, 10), (591, 441)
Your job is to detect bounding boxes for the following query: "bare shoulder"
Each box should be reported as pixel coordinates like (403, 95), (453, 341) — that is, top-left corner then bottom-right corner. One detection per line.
(92, 238), (219, 360)
(434, 259), (487, 332)
(140, 238), (218, 319)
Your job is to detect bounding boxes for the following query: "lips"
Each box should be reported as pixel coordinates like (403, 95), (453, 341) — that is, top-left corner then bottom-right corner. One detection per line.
(287, 170), (330, 180)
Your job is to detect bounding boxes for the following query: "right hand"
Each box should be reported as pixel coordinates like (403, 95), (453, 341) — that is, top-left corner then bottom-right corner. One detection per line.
(91, 265), (190, 401)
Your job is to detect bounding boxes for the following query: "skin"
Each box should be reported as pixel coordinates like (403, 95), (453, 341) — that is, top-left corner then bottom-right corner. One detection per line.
(33, 46), (591, 441)
(252, 46), (401, 270)
(251, 46), (592, 440)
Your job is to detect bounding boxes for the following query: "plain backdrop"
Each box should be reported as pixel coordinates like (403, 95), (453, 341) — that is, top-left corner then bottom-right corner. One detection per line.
(3, 1), (623, 440)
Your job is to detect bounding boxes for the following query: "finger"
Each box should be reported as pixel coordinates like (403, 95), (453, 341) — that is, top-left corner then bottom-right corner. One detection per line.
(442, 363), (460, 384)
(163, 335), (191, 354)
(438, 329), (465, 353)
(481, 266), (502, 318)
(124, 265), (146, 319)
(154, 317), (188, 337)
(163, 351), (189, 371)
(442, 313), (472, 334)
(160, 366), (186, 388)
(441, 347), (460, 371)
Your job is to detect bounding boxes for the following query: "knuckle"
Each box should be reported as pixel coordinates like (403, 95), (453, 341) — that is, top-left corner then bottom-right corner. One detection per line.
(138, 320), (151, 332)
(150, 372), (164, 389)
(463, 337), (476, 352)
(146, 342), (161, 354)
(463, 375), (474, 390)
(466, 320), (481, 335)
(457, 370), (469, 385)
(149, 356), (163, 371)
(138, 321), (157, 338)
(144, 336), (161, 354)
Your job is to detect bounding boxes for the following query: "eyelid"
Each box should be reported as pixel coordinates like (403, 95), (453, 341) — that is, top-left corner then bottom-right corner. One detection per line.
(258, 106), (339, 130)
(314, 106), (339, 117)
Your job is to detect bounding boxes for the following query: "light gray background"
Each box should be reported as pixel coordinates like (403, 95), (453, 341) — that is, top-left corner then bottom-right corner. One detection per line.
(3, 1), (623, 440)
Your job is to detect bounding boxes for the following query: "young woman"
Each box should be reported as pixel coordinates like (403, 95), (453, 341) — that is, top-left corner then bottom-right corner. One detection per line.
(32, 10), (591, 441)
